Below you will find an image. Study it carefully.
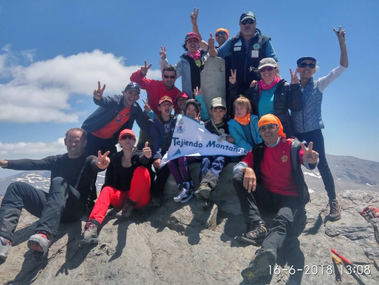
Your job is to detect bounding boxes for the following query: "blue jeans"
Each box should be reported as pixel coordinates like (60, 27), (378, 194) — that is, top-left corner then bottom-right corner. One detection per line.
(0, 177), (84, 242)
(295, 129), (336, 200)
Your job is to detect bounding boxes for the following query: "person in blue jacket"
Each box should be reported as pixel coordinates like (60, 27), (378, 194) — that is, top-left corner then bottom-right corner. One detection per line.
(82, 82), (151, 155)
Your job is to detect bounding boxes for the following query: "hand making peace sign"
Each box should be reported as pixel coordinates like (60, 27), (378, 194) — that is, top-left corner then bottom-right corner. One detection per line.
(140, 61), (152, 77)
(289, 68), (300, 84)
(96, 150), (111, 170)
(93, 81), (106, 100)
(229, 69), (237, 85)
(301, 142), (319, 165)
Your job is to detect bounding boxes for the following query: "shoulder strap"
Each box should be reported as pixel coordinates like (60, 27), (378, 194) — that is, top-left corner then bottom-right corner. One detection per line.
(290, 138), (301, 171)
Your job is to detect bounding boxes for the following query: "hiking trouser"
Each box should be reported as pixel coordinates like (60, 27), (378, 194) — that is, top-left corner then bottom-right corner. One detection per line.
(89, 166), (151, 224)
(200, 156), (226, 189)
(150, 164), (170, 198)
(168, 157), (193, 185)
(295, 129), (336, 201)
(0, 177), (84, 242)
(233, 173), (300, 251)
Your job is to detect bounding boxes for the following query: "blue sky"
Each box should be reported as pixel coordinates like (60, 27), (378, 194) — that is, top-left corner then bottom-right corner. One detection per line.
(0, 0), (378, 167)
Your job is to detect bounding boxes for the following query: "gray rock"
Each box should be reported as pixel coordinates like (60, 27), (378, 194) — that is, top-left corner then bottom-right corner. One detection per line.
(0, 166), (379, 285)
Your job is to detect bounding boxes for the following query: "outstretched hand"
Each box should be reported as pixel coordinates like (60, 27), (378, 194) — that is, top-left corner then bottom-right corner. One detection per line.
(190, 8), (199, 25)
(93, 81), (106, 100)
(333, 26), (346, 43)
(160, 46), (167, 60)
(208, 33), (215, 50)
(290, 68), (300, 84)
(97, 150), (111, 170)
(0, 158), (8, 168)
(301, 142), (319, 165)
(141, 61), (152, 77)
(229, 69), (237, 85)
(142, 141), (152, 159)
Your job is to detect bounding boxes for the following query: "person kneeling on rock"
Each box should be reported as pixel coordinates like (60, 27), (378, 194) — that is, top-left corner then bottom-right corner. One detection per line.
(81, 129), (152, 244)
(232, 114), (319, 282)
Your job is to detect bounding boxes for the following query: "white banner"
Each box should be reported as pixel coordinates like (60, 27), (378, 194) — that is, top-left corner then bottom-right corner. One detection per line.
(161, 114), (247, 165)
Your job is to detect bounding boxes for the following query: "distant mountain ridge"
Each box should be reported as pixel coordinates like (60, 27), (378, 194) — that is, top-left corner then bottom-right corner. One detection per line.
(1, 154), (378, 196)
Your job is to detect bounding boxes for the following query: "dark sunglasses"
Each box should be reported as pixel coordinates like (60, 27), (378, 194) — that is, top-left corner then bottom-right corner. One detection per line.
(215, 31), (227, 37)
(163, 75), (176, 79)
(241, 19), (255, 25)
(298, 62), (316, 68)
(120, 134), (134, 140)
(259, 124), (277, 132)
(259, 66), (275, 72)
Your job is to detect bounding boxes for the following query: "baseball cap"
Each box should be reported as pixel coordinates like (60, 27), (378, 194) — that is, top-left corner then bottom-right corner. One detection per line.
(185, 32), (201, 42)
(118, 129), (136, 140)
(296, 56), (317, 65)
(124, 82), (141, 93)
(210, 97), (226, 109)
(158, 95), (173, 105)
(258, 57), (278, 70)
(240, 11), (256, 23)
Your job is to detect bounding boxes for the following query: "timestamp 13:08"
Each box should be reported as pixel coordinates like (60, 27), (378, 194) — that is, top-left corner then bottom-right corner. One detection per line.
(269, 264), (371, 276)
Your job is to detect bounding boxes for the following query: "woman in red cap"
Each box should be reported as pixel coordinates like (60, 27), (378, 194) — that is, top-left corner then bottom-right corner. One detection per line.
(81, 129), (152, 244)
(160, 32), (207, 98)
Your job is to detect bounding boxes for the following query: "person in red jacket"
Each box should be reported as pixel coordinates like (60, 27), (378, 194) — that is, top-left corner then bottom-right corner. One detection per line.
(130, 61), (181, 115)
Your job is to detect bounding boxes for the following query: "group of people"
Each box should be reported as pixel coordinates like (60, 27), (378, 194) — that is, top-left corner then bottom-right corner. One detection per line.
(0, 8), (348, 283)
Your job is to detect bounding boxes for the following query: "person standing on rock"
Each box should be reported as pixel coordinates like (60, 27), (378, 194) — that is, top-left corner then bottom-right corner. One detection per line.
(291, 27), (348, 221)
(0, 128), (110, 264)
(232, 114), (319, 282)
(81, 129), (152, 244)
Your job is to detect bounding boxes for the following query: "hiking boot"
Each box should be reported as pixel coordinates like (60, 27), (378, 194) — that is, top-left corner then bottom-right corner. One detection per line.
(241, 248), (276, 281)
(27, 232), (51, 255)
(328, 199), (341, 221)
(82, 221), (99, 244)
(239, 221), (267, 245)
(195, 183), (212, 200)
(173, 187), (194, 203)
(0, 236), (11, 264)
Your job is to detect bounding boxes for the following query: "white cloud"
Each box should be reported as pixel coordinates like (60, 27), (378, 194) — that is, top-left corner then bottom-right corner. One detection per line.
(0, 48), (161, 123)
(0, 138), (66, 159)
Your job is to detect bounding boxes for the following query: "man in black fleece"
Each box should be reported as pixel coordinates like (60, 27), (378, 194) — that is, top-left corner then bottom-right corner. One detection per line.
(0, 128), (110, 264)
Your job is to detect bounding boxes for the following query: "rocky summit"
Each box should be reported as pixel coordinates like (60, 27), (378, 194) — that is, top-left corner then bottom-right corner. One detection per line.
(0, 163), (378, 285)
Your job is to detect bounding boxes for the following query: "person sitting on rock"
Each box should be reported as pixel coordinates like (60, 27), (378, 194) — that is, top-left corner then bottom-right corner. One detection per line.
(168, 99), (202, 203)
(233, 114), (319, 282)
(0, 128), (109, 263)
(195, 97), (234, 207)
(82, 81), (151, 156)
(150, 96), (177, 206)
(81, 129), (152, 244)
(227, 95), (262, 151)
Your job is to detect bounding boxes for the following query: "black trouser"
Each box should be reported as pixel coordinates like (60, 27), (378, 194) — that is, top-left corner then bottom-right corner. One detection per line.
(295, 129), (336, 200)
(150, 164), (170, 198)
(0, 177), (84, 242)
(233, 173), (300, 253)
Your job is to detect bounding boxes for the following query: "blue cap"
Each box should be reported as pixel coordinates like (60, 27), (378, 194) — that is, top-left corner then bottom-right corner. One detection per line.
(125, 82), (140, 93)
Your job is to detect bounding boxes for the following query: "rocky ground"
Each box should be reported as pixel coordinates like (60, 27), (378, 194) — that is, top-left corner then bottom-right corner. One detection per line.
(0, 163), (378, 285)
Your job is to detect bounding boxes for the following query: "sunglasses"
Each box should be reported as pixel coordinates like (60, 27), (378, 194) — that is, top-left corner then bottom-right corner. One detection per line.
(241, 19), (255, 25)
(163, 75), (176, 79)
(120, 134), (134, 140)
(298, 62), (316, 68)
(259, 66), (275, 72)
(215, 31), (227, 37)
(211, 106), (226, 112)
(259, 124), (277, 132)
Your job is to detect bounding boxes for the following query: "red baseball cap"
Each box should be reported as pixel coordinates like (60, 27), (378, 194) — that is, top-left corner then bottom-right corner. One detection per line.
(118, 129), (136, 140)
(158, 95), (173, 105)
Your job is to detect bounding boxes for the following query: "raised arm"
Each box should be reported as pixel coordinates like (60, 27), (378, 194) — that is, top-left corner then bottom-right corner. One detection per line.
(334, 26), (348, 68)
(190, 8), (208, 50)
